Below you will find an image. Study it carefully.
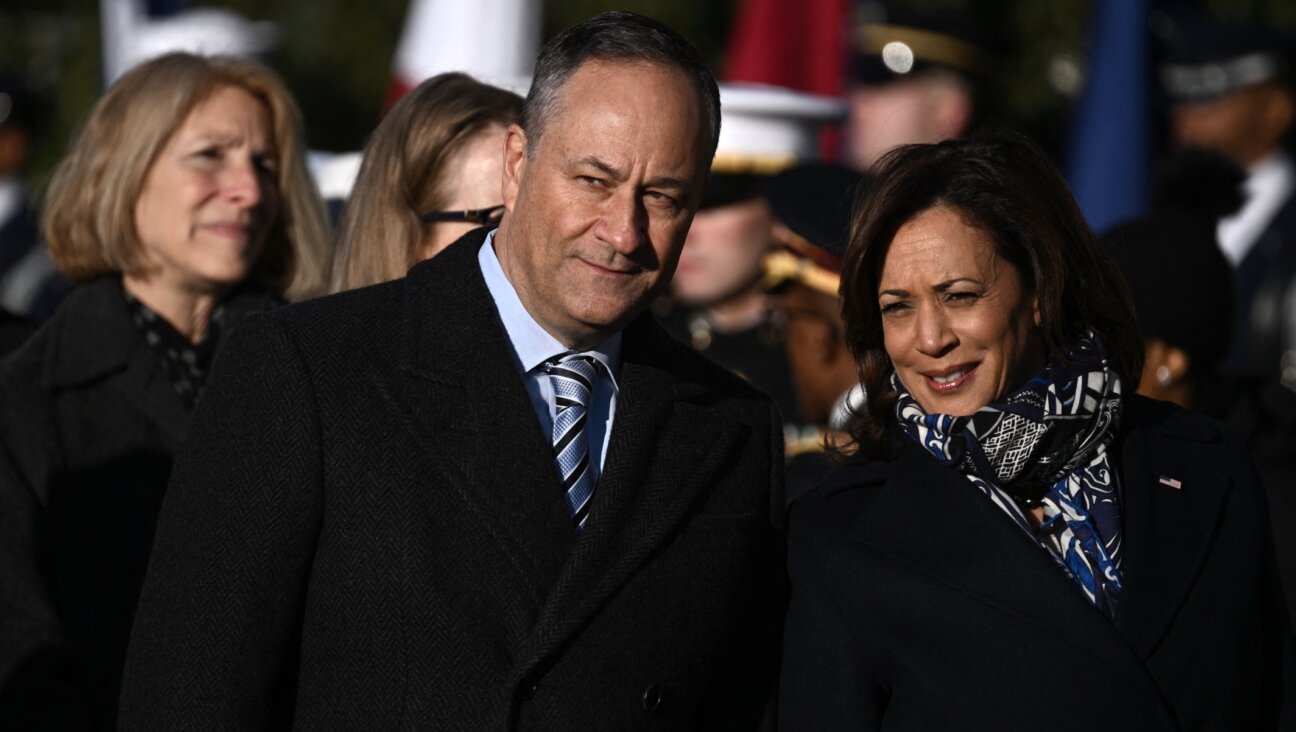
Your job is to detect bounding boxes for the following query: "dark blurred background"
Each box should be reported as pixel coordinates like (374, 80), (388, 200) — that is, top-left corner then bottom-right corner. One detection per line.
(2, 0), (1291, 184)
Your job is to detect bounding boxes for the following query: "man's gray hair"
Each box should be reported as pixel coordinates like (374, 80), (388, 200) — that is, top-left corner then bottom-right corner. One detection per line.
(522, 11), (721, 160)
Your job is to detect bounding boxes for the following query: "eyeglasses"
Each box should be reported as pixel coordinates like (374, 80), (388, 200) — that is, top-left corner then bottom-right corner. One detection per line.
(420, 205), (505, 225)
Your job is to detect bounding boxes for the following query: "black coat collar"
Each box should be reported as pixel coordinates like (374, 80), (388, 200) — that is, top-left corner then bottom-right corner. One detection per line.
(814, 395), (1232, 663)
(42, 277), (143, 389)
(39, 276), (277, 444)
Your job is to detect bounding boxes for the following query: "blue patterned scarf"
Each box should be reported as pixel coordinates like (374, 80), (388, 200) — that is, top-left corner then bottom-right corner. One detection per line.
(893, 335), (1125, 619)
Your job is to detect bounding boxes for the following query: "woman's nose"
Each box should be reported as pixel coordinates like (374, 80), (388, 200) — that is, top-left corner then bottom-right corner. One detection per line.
(222, 157), (265, 209)
(914, 304), (957, 357)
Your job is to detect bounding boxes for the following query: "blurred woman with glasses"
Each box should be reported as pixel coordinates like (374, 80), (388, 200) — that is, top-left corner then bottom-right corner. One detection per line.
(330, 73), (522, 292)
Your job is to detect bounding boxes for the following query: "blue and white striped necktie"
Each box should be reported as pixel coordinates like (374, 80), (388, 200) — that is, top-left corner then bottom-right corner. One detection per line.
(543, 354), (600, 532)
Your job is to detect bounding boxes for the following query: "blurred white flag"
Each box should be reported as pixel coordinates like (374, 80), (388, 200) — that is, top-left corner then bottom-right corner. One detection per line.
(388, 0), (540, 107)
(100, 0), (276, 86)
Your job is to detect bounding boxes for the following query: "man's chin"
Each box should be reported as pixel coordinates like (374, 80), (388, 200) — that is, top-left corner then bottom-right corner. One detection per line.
(564, 303), (649, 343)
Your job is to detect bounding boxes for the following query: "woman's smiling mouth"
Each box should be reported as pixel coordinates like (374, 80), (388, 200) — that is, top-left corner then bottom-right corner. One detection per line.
(923, 363), (978, 393)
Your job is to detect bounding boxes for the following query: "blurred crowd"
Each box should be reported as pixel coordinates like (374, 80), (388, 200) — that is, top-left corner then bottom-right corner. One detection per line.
(1, 2), (1295, 729)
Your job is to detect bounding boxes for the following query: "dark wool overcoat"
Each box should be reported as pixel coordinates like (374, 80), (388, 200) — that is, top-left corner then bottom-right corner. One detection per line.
(0, 277), (273, 730)
(779, 395), (1288, 730)
(118, 228), (787, 730)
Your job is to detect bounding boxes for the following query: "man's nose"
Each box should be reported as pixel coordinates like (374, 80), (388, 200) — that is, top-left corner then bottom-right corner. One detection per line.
(596, 189), (647, 253)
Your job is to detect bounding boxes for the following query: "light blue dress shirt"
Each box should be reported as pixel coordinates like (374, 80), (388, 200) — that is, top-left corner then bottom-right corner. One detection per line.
(477, 230), (621, 476)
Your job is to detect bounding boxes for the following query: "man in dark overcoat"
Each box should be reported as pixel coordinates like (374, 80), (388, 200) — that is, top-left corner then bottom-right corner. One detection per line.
(118, 11), (785, 731)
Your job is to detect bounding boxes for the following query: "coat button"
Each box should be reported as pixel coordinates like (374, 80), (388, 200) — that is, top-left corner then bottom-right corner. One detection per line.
(641, 684), (663, 712)
(521, 680), (538, 699)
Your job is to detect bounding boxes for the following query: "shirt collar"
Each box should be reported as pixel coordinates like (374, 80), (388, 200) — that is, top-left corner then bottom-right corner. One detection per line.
(1218, 151), (1296, 265)
(477, 229), (621, 386)
(1243, 151), (1294, 209)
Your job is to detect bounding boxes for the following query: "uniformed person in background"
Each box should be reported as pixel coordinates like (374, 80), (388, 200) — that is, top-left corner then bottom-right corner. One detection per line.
(843, 1), (984, 171)
(0, 75), (68, 329)
(1101, 146), (1296, 634)
(659, 83), (843, 428)
(1158, 11), (1296, 391)
(760, 162), (869, 500)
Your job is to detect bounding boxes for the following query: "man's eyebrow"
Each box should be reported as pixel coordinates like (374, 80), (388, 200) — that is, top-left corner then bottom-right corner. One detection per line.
(577, 156), (624, 180)
(643, 175), (689, 191)
(575, 156), (690, 192)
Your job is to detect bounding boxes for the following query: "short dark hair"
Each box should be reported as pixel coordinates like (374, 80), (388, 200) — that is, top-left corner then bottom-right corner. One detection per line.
(838, 134), (1143, 458)
(523, 10), (720, 159)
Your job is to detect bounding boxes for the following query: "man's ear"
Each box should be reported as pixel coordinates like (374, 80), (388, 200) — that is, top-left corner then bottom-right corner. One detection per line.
(1162, 342), (1192, 383)
(502, 123), (528, 210)
(1262, 85), (1296, 143)
(0, 127), (29, 176)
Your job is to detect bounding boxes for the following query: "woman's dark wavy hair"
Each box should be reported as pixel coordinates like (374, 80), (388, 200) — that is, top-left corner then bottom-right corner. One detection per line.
(838, 134), (1143, 459)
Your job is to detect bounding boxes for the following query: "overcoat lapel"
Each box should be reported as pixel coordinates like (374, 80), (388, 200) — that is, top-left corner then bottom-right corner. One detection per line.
(44, 278), (189, 449)
(847, 442), (1137, 668)
(384, 232), (751, 675)
(1113, 398), (1232, 657)
(385, 232), (575, 601)
(512, 316), (745, 676)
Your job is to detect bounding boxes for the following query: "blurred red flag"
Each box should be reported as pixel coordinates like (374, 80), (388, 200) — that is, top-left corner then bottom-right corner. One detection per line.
(724, 0), (848, 94)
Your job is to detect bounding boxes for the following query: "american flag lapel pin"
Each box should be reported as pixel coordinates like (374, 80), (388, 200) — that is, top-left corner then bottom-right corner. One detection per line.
(1158, 476), (1183, 490)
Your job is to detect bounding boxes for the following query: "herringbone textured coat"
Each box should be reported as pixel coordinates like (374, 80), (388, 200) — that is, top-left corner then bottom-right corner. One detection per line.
(119, 229), (786, 730)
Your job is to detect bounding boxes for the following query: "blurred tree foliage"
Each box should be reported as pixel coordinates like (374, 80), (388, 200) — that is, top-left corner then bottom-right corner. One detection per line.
(2, 0), (1295, 186)
(0, 0), (104, 186)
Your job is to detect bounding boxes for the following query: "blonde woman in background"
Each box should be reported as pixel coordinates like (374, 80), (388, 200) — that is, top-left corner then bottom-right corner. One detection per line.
(330, 72), (522, 292)
(0, 52), (329, 730)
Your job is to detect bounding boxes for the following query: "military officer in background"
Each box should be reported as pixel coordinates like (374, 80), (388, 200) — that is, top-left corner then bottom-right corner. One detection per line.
(1158, 12), (1296, 391)
(0, 75), (65, 330)
(844, 2), (985, 171)
(760, 162), (869, 501)
(659, 84), (843, 428)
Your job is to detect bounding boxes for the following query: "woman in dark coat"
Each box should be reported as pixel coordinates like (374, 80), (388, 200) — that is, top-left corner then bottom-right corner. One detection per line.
(0, 53), (330, 730)
(779, 135), (1287, 729)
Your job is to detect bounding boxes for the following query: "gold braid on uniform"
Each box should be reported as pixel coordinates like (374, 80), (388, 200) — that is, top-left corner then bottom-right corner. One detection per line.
(785, 427), (854, 457)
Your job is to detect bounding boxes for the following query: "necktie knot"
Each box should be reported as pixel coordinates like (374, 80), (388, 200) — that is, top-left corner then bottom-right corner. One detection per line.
(544, 354), (598, 412)
(543, 353), (600, 532)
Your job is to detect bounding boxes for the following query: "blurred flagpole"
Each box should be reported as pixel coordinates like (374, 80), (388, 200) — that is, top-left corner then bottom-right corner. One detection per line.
(1066, 0), (1152, 234)
(99, 0), (142, 85)
(387, 0), (541, 110)
(723, 0), (849, 159)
